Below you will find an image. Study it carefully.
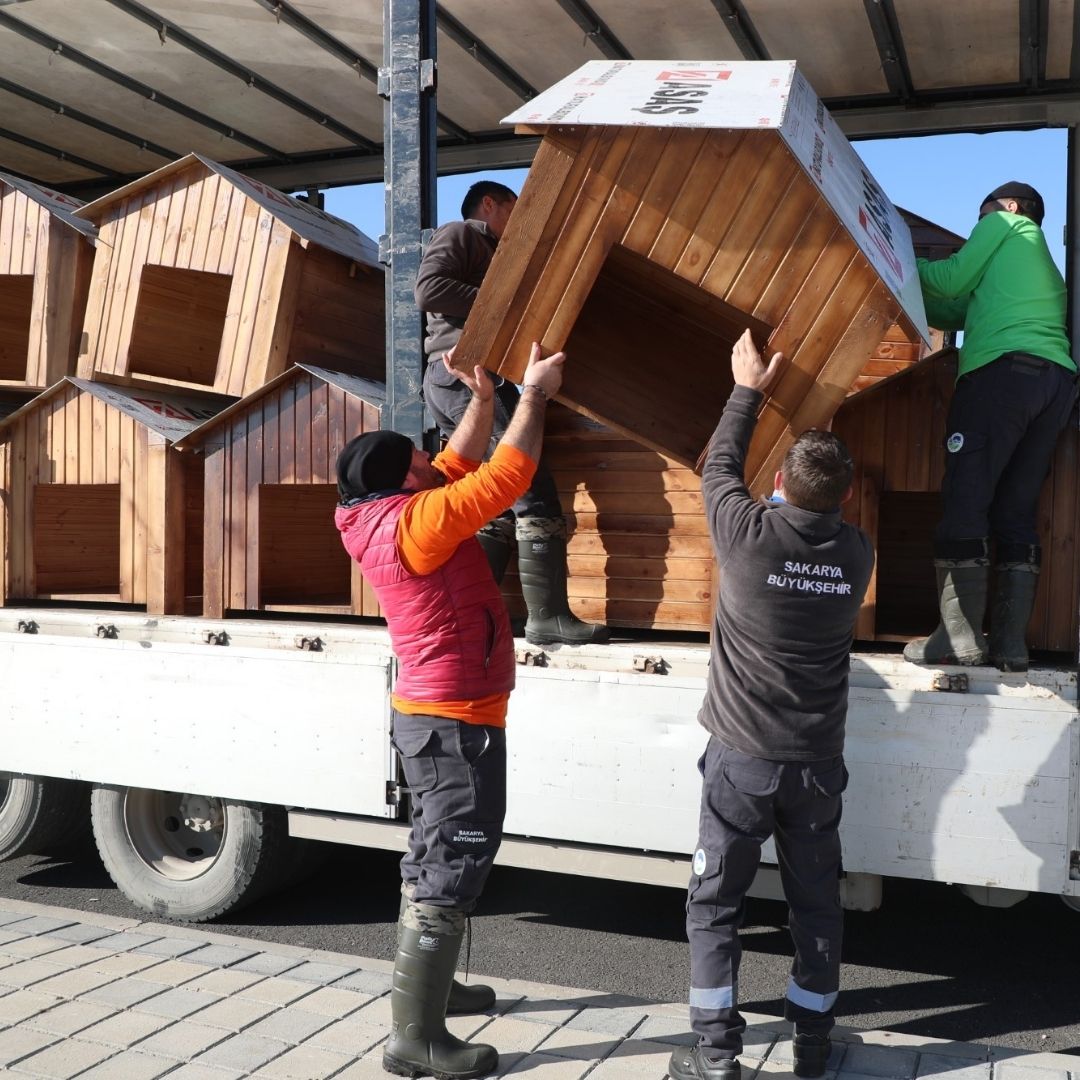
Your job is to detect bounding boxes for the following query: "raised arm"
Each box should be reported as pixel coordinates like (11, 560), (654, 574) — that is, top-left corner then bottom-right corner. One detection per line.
(702, 330), (784, 555)
(498, 343), (565, 462)
(443, 351), (495, 461)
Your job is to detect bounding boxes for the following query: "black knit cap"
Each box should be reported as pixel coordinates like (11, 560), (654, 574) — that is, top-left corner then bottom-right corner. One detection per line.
(336, 431), (414, 501)
(983, 181), (1044, 224)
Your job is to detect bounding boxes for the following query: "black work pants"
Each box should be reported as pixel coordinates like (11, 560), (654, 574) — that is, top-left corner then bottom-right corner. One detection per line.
(391, 711), (506, 912)
(686, 740), (847, 1055)
(935, 353), (1078, 555)
(422, 361), (563, 521)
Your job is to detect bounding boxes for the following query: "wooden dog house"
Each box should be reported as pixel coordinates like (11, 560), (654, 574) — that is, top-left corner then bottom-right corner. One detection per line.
(74, 155), (384, 397)
(835, 350), (1080, 653)
(0, 173), (96, 391)
(0, 380), (232, 614)
(175, 365), (385, 620)
(453, 60), (931, 496)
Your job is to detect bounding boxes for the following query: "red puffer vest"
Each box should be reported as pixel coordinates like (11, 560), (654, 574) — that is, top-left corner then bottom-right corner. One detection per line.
(335, 494), (515, 702)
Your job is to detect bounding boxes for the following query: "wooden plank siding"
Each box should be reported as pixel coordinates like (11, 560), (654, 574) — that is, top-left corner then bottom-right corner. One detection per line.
(0, 180), (94, 389)
(77, 159), (384, 398)
(497, 404), (713, 634)
(834, 350), (1079, 652)
(195, 369), (383, 618)
(0, 383), (201, 613)
(452, 125), (904, 487)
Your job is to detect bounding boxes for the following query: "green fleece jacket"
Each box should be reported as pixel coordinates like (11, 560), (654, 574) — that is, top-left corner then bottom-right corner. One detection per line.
(917, 210), (1075, 379)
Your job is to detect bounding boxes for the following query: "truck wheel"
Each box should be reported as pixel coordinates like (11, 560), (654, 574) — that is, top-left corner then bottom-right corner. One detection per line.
(0, 774), (90, 861)
(90, 786), (289, 922)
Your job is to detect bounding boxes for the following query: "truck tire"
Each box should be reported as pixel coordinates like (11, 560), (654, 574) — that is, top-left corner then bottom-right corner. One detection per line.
(90, 786), (289, 922)
(0, 774), (90, 861)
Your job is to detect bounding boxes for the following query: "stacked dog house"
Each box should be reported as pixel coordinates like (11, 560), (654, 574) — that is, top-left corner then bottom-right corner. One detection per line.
(0, 155), (386, 616)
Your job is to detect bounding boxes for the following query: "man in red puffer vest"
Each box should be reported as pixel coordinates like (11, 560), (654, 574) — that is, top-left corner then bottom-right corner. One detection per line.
(335, 343), (565, 1080)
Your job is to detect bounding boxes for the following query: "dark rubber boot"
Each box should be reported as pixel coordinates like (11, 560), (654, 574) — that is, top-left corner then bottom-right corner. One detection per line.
(516, 517), (609, 645)
(668, 1045), (742, 1080)
(989, 546), (1040, 673)
(383, 903), (498, 1079)
(475, 518), (514, 586)
(903, 556), (989, 666)
(793, 1033), (832, 1079)
(398, 886), (495, 1016)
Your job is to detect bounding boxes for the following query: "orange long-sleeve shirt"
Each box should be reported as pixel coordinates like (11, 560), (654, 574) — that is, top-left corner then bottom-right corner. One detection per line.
(390, 441), (535, 727)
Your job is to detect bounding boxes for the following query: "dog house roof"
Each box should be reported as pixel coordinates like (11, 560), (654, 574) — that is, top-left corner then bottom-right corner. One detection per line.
(72, 153), (379, 268)
(172, 363), (386, 450)
(0, 378), (235, 443)
(505, 60), (929, 344)
(0, 172), (97, 242)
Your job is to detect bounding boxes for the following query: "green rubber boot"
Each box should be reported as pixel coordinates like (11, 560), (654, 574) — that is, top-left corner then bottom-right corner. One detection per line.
(399, 885), (495, 1016)
(989, 550), (1040, 673)
(516, 517), (609, 646)
(903, 558), (989, 666)
(384, 902), (498, 1079)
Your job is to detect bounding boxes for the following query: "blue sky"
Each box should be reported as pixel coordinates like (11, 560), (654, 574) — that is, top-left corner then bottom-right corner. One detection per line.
(324, 127), (1069, 274)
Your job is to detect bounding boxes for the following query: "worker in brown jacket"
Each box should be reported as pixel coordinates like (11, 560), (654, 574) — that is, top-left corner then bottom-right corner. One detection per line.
(415, 180), (608, 646)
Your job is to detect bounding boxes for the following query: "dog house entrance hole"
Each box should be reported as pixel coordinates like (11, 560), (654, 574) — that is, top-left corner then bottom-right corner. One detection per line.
(562, 245), (773, 467)
(33, 484), (121, 598)
(129, 265), (231, 387)
(0, 275), (34, 382)
(258, 484), (351, 609)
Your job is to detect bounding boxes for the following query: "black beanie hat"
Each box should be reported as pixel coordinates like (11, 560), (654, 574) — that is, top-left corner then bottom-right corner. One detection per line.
(982, 181), (1044, 224)
(336, 431), (414, 502)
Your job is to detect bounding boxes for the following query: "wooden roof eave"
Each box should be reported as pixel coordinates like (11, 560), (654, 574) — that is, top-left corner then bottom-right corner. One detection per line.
(838, 345), (958, 413)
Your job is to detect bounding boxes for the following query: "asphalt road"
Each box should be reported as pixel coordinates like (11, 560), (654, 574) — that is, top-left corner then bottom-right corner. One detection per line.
(1, 841), (1079, 1055)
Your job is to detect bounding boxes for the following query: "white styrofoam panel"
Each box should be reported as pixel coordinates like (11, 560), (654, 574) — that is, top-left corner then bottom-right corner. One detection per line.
(0, 633), (394, 817)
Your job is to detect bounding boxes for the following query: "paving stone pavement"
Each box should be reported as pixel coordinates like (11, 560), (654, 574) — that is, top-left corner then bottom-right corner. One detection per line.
(0, 898), (1074, 1079)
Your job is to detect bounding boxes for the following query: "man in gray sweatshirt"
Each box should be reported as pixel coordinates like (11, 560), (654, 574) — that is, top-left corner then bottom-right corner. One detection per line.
(415, 179), (608, 647)
(669, 331), (874, 1080)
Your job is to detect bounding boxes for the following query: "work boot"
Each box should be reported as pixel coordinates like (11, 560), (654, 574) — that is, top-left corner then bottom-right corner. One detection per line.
(903, 547), (990, 666)
(399, 884), (495, 1016)
(516, 517), (609, 645)
(383, 901), (498, 1079)
(989, 544), (1040, 673)
(475, 517), (515, 586)
(793, 1033), (832, 1079)
(668, 1045), (741, 1080)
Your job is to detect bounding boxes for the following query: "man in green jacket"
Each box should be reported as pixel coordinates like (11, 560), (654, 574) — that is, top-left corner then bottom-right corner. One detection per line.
(905, 182), (1078, 672)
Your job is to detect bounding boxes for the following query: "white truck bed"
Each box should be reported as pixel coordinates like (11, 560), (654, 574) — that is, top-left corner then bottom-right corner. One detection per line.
(2, 609), (1076, 902)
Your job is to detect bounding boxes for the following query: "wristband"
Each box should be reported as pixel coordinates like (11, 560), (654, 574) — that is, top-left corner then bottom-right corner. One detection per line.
(522, 383), (549, 402)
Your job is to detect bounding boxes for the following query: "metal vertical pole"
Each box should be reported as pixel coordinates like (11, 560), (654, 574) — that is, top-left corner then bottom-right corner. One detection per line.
(379, 0), (437, 444)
